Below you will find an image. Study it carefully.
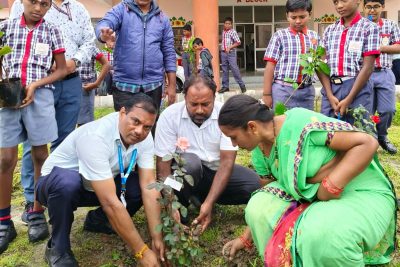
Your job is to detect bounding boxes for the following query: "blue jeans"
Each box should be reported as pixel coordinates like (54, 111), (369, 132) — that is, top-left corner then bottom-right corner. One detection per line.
(21, 76), (82, 203)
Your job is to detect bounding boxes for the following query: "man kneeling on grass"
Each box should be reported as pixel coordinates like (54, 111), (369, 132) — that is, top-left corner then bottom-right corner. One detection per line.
(36, 94), (165, 267)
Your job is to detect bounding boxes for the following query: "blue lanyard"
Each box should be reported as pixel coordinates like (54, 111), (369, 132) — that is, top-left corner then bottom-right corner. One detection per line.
(116, 140), (137, 193)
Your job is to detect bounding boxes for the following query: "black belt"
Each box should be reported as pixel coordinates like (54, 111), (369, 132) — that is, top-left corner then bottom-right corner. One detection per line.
(373, 67), (383, 72)
(63, 72), (79, 81)
(330, 76), (354, 85)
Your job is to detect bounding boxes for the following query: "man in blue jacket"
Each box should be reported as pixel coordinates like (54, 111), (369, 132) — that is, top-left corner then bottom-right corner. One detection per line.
(96, 0), (176, 111)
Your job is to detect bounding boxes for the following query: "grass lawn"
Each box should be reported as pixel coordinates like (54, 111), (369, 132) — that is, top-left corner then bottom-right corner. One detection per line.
(2, 105), (400, 267)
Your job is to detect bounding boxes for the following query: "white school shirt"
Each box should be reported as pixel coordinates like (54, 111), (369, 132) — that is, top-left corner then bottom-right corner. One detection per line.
(154, 101), (237, 171)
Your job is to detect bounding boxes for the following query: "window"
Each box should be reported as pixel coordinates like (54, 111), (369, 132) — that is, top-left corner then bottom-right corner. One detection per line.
(254, 6), (272, 23)
(234, 6), (253, 23)
(219, 6), (233, 23)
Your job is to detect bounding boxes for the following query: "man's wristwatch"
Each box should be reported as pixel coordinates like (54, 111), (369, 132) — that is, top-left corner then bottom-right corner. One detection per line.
(71, 58), (81, 68)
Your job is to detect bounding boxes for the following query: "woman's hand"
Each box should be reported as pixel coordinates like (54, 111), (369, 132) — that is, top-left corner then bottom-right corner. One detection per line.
(222, 238), (245, 261)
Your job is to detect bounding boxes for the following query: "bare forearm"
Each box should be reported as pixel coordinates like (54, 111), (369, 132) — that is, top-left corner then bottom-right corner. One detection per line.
(142, 188), (162, 239)
(94, 62), (111, 86)
(166, 72), (176, 87)
(380, 44), (400, 54)
(316, 71), (333, 97)
(36, 68), (67, 87)
(204, 165), (233, 206)
(263, 63), (275, 95)
(156, 157), (172, 180)
(229, 42), (240, 50)
(330, 137), (378, 188)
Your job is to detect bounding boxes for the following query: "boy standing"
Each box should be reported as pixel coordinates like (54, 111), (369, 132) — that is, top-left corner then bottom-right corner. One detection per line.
(193, 38), (214, 79)
(364, 0), (400, 154)
(220, 17), (246, 94)
(263, 0), (326, 110)
(77, 47), (111, 126)
(321, 0), (380, 123)
(0, 0), (67, 254)
(181, 24), (195, 81)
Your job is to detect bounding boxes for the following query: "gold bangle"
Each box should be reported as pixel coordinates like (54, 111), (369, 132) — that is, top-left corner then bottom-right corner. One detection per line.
(134, 244), (149, 260)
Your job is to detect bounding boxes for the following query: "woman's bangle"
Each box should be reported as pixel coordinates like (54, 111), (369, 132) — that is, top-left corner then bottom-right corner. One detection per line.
(321, 176), (343, 195)
(263, 93), (272, 96)
(239, 235), (253, 250)
(134, 244), (149, 260)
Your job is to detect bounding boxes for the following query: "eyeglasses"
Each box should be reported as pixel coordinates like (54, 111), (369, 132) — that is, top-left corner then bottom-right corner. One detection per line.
(364, 5), (382, 11)
(27, 0), (51, 9)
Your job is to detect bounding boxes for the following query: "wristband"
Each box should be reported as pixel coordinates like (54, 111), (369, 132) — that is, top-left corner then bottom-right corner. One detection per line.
(321, 176), (343, 195)
(263, 93), (272, 96)
(134, 244), (149, 260)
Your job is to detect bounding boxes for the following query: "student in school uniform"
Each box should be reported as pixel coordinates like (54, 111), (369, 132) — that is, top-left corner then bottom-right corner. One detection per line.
(263, 0), (330, 110)
(219, 17), (246, 94)
(77, 47), (111, 126)
(321, 0), (380, 124)
(363, 0), (400, 154)
(0, 0), (67, 254)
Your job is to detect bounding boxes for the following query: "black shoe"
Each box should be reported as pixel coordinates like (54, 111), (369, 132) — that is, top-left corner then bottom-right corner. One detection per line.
(21, 201), (34, 224)
(45, 240), (79, 267)
(219, 87), (229, 94)
(0, 221), (17, 254)
(240, 85), (247, 93)
(83, 209), (115, 235)
(378, 138), (398, 154)
(27, 212), (49, 242)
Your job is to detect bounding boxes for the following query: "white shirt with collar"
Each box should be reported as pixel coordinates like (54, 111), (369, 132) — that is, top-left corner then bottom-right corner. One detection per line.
(9, 0), (95, 64)
(41, 112), (154, 190)
(155, 101), (237, 170)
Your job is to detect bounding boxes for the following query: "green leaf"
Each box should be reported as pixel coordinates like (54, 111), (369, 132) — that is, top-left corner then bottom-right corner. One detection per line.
(155, 224), (163, 233)
(318, 61), (331, 76)
(0, 31), (4, 38)
(184, 174), (194, 186)
(162, 154), (173, 161)
(299, 59), (309, 67)
(283, 77), (295, 83)
(292, 83), (299, 91)
(172, 201), (182, 210)
(316, 46), (325, 57)
(180, 206), (188, 218)
(146, 183), (158, 190)
(274, 102), (287, 115)
(178, 255), (186, 265)
(0, 46), (12, 56)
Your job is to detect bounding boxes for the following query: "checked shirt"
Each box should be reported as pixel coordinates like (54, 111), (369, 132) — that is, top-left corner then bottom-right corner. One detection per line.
(374, 18), (400, 69)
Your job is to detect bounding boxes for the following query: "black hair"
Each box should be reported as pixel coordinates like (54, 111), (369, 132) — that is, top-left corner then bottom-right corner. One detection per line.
(218, 95), (274, 129)
(123, 93), (158, 115)
(183, 75), (217, 95)
(364, 0), (384, 5)
(224, 17), (233, 23)
(286, 0), (312, 13)
(182, 24), (192, 31)
(193, 38), (204, 46)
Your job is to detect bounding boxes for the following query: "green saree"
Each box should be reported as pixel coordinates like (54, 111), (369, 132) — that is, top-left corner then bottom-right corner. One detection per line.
(247, 108), (396, 266)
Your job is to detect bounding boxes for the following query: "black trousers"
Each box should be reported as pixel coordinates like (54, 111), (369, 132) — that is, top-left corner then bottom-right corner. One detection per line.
(36, 167), (142, 254)
(174, 153), (261, 207)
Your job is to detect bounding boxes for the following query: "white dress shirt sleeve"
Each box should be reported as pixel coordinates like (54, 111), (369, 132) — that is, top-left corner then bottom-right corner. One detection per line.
(220, 132), (238, 151)
(154, 109), (178, 157)
(137, 134), (155, 169)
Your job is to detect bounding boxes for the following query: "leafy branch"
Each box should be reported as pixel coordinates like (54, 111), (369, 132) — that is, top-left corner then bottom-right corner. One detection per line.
(147, 148), (203, 266)
(275, 45), (330, 115)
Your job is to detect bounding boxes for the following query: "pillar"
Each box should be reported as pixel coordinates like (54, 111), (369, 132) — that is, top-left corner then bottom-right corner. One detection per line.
(192, 0), (220, 90)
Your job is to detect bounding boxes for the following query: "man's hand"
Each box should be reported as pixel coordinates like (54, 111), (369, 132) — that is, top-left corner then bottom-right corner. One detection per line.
(262, 95), (273, 108)
(20, 82), (38, 108)
(83, 82), (98, 91)
(222, 237), (245, 261)
(225, 47), (231, 53)
(138, 248), (160, 267)
(336, 97), (351, 117)
(165, 83), (176, 106)
(100, 27), (116, 48)
(151, 235), (166, 263)
(66, 59), (77, 74)
(192, 202), (212, 233)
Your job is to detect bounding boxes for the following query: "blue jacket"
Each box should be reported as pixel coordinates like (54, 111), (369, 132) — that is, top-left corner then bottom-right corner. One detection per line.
(95, 0), (176, 85)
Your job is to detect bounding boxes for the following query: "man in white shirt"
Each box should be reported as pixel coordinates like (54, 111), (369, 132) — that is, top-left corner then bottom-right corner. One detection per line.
(36, 94), (165, 266)
(155, 75), (260, 233)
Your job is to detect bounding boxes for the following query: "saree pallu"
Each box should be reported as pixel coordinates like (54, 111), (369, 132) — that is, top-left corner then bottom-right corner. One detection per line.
(246, 108), (396, 267)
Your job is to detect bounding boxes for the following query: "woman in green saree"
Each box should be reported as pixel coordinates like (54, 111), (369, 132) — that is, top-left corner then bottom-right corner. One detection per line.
(219, 95), (396, 266)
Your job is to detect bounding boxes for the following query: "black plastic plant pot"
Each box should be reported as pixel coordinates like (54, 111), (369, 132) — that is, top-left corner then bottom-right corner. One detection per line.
(0, 78), (25, 108)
